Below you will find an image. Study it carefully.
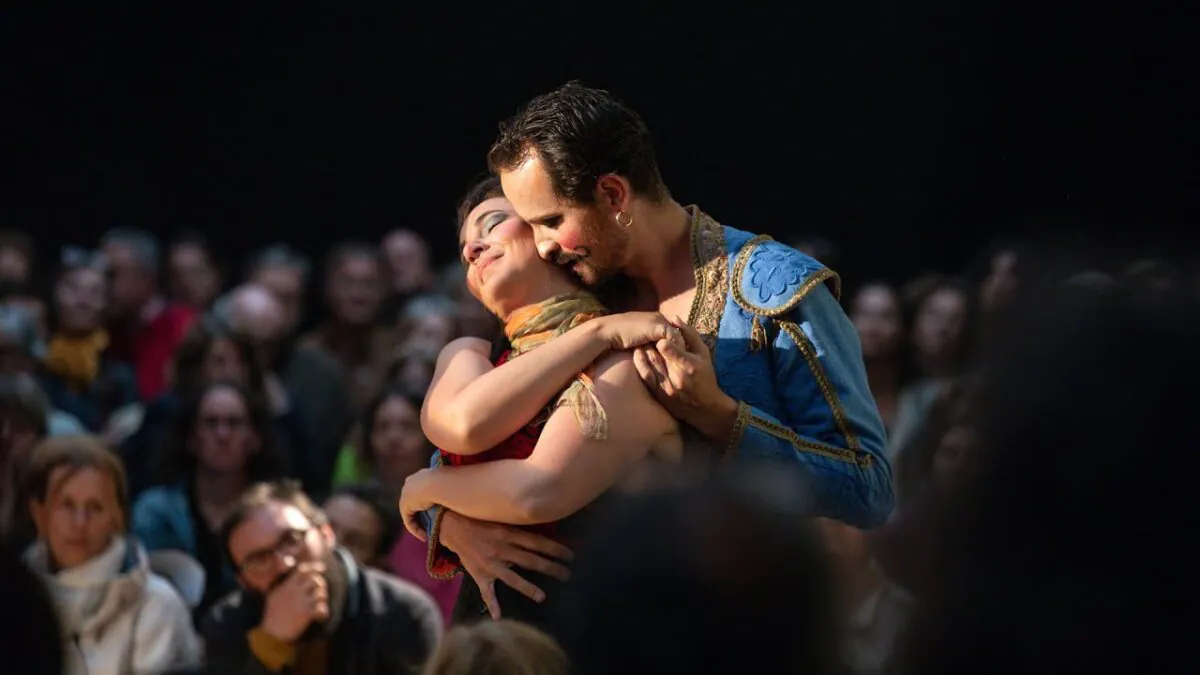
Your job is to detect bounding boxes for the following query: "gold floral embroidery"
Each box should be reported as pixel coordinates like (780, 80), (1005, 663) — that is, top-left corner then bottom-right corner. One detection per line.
(684, 207), (727, 359)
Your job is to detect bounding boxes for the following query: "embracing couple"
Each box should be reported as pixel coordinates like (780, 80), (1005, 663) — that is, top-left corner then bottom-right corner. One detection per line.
(398, 82), (894, 628)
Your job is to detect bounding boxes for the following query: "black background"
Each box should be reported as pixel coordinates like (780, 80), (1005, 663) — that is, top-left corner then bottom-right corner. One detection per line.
(6, 4), (1195, 284)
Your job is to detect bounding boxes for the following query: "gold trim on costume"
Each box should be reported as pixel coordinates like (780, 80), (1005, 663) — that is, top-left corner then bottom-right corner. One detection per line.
(731, 237), (843, 317)
(746, 411), (870, 466)
(778, 320), (862, 455)
(684, 207), (728, 359)
(722, 400), (752, 461)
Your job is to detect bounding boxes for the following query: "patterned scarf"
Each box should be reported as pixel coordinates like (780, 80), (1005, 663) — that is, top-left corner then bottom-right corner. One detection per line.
(44, 329), (109, 390)
(503, 292), (610, 440)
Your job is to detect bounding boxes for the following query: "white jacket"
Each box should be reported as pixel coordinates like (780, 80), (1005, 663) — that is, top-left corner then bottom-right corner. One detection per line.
(24, 535), (202, 675)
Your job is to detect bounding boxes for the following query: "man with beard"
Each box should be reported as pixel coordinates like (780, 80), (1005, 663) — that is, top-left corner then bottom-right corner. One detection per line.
(420, 82), (894, 616)
(203, 481), (441, 674)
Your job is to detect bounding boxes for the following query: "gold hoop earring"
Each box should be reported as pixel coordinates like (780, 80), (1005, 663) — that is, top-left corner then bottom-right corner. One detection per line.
(615, 211), (633, 227)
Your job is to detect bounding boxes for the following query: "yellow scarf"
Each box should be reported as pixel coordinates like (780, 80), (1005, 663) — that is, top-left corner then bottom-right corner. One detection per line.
(43, 330), (109, 389)
(504, 292), (610, 440)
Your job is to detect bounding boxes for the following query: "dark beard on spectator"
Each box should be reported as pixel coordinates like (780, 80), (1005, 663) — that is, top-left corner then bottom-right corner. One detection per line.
(297, 550), (348, 643)
(249, 550), (348, 643)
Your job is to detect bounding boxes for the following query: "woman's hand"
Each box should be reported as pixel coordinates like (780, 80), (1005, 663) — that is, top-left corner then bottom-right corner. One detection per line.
(400, 469), (438, 540)
(597, 312), (681, 351)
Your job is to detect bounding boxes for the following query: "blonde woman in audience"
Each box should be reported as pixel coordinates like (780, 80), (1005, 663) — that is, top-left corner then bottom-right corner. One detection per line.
(22, 434), (201, 675)
(422, 620), (568, 675)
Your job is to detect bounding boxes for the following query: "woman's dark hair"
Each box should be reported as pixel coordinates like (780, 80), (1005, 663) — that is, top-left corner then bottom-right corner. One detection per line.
(455, 175), (505, 238)
(156, 380), (286, 485)
(171, 316), (265, 395)
(328, 483), (403, 559)
(358, 384), (431, 469)
(487, 81), (668, 204)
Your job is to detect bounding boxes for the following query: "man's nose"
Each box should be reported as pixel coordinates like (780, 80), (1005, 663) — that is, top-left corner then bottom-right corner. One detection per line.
(536, 239), (560, 261)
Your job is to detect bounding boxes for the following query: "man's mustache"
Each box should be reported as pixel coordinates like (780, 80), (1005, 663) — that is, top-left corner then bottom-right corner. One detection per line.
(553, 247), (589, 266)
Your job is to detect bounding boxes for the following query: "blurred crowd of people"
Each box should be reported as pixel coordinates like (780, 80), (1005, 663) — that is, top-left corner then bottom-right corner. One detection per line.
(0, 215), (1195, 675)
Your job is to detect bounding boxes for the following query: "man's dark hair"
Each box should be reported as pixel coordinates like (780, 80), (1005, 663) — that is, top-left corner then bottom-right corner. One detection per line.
(219, 480), (328, 557)
(328, 483), (403, 559)
(487, 81), (668, 204)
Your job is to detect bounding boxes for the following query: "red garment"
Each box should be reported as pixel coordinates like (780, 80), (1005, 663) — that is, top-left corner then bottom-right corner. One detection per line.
(109, 302), (197, 401)
(429, 350), (557, 577)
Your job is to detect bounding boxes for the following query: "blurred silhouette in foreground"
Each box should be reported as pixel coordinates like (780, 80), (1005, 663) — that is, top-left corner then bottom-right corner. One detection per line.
(552, 467), (839, 675)
(892, 278), (1199, 673)
(0, 542), (62, 675)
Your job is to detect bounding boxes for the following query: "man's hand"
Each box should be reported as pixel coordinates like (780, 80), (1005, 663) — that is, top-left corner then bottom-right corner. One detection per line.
(400, 469), (436, 540)
(439, 510), (573, 620)
(633, 318), (739, 442)
(259, 563), (329, 643)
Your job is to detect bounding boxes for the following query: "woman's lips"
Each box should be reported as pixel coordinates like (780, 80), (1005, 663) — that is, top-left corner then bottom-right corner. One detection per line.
(477, 254), (501, 278)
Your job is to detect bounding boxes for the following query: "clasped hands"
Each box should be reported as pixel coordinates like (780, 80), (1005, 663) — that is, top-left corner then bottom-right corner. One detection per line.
(600, 312), (739, 442)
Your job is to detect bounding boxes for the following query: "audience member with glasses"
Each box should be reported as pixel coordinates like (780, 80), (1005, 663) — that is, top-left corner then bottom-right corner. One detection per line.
(201, 480), (442, 674)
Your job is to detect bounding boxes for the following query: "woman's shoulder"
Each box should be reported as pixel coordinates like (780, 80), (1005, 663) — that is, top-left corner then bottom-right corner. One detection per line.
(439, 336), (492, 357)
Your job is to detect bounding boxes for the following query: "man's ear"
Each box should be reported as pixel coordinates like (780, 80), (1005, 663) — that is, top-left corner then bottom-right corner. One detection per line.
(595, 174), (631, 214)
(320, 523), (336, 548)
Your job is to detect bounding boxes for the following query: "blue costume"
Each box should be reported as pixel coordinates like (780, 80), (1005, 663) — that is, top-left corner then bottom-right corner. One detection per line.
(421, 206), (893, 544)
(684, 207), (892, 527)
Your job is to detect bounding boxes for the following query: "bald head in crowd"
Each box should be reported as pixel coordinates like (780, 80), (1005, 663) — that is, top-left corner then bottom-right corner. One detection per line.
(219, 284), (289, 362)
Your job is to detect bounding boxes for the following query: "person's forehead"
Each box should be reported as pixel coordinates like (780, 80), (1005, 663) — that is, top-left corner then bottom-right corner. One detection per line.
(49, 465), (112, 497)
(230, 502), (311, 554)
(500, 156), (559, 211)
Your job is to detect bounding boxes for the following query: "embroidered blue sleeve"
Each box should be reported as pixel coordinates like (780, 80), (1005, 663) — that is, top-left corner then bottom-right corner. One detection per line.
(729, 284), (894, 528)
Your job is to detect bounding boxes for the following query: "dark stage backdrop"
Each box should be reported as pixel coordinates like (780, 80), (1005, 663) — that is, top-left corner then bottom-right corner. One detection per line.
(5, 4), (1194, 286)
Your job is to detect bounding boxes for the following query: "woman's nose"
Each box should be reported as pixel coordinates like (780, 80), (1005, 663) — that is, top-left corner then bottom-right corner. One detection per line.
(463, 240), (486, 263)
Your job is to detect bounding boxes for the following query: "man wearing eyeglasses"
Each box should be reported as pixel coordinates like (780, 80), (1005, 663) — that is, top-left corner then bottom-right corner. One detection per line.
(201, 481), (442, 674)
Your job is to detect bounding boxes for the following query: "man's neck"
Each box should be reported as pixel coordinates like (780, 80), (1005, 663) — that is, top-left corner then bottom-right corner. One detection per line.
(622, 200), (695, 303)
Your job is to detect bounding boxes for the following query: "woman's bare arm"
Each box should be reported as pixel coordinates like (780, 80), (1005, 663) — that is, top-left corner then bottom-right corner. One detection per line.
(423, 313), (675, 456)
(421, 324), (614, 455)
(407, 352), (678, 523)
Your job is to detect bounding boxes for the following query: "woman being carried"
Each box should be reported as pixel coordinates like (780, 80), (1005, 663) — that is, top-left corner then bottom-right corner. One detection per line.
(399, 177), (681, 627)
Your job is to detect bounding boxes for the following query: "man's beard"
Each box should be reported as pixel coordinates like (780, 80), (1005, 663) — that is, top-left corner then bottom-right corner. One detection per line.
(559, 220), (630, 287)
